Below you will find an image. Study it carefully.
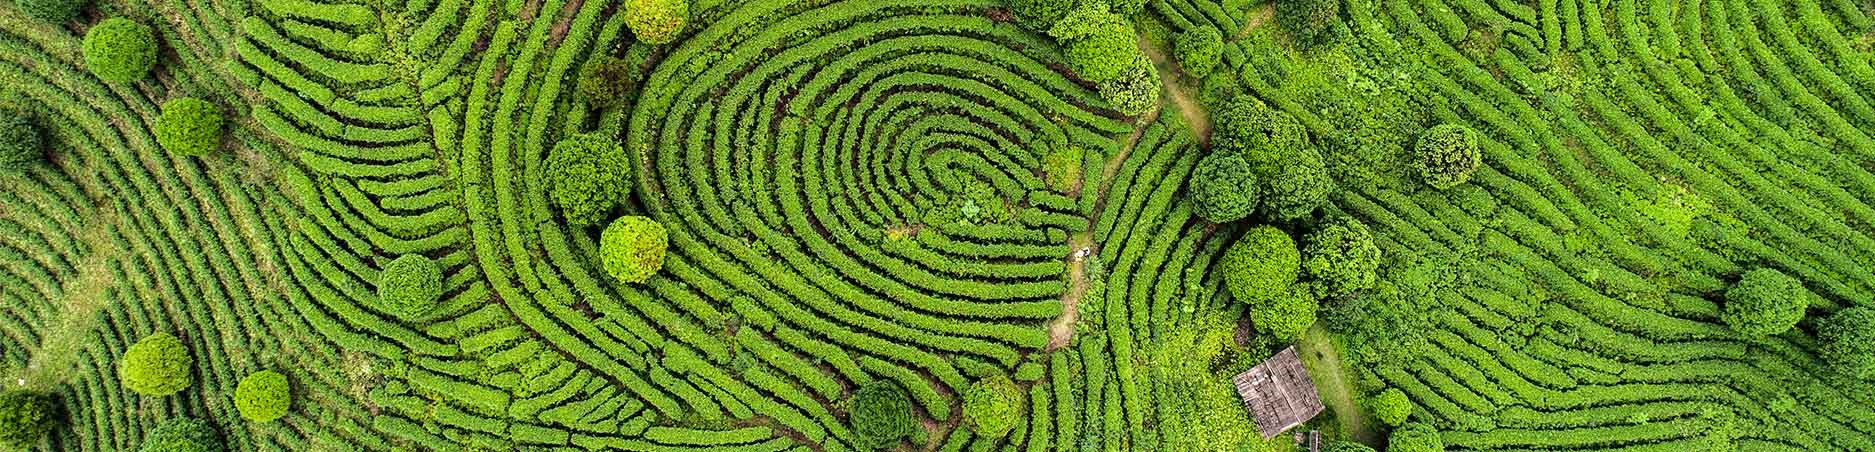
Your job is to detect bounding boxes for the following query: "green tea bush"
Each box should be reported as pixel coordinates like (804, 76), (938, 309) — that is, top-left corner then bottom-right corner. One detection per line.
(1369, 388), (1411, 426)
(1388, 422), (1444, 452)
(1303, 217), (1379, 298)
(1263, 147), (1333, 222)
(1041, 144), (1084, 193)
(1721, 268), (1809, 337)
(1049, 2), (1137, 82)
(600, 216), (667, 284)
(546, 133), (631, 226)
(82, 18), (157, 83)
(234, 370), (290, 422)
(0, 390), (53, 449)
(1190, 152), (1259, 223)
(1820, 307), (1875, 379)
(849, 382), (916, 449)
(1327, 440), (1377, 452)
(1175, 28), (1222, 79)
(625, 0), (687, 45)
(17, 0), (88, 22)
(120, 333), (192, 396)
(376, 254), (442, 320)
(1223, 226), (1300, 303)
(1276, 0), (1343, 47)
(0, 113), (43, 170)
(1413, 124), (1481, 190)
(138, 418), (221, 452)
(576, 56), (635, 106)
(1250, 282), (1317, 342)
(1097, 58), (1161, 116)
(155, 98), (224, 156)
(1011, 0), (1074, 28)
(962, 374), (1022, 438)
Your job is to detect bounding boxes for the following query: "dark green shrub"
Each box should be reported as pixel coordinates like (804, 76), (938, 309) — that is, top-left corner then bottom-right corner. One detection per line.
(233, 370), (290, 422)
(962, 374), (1022, 438)
(1223, 226), (1300, 303)
(1212, 98), (1308, 173)
(120, 332), (192, 396)
(1303, 217), (1379, 298)
(82, 18), (156, 83)
(625, 0), (687, 45)
(1049, 2), (1137, 82)
(1096, 57), (1160, 116)
(155, 98), (224, 156)
(1721, 268), (1809, 337)
(1368, 388), (1411, 426)
(576, 56), (635, 106)
(0, 390), (54, 449)
(1010, 0), (1074, 29)
(546, 133), (631, 226)
(1190, 152), (1259, 223)
(138, 418), (221, 452)
(1327, 440), (1377, 452)
(1276, 0), (1343, 48)
(1175, 28), (1223, 79)
(849, 382), (916, 450)
(1414, 124), (1481, 190)
(1264, 147), (1333, 222)
(376, 254), (442, 320)
(600, 216), (667, 284)
(1820, 307), (1875, 379)
(1250, 282), (1317, 342)
(17, 0), (87, 23)
(0, 113), (44, 170)
(1388, 422), (1443, 452)
(1041, 144), (1084, 193)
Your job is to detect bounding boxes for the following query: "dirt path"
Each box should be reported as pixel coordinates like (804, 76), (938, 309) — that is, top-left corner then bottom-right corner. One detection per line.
(1137, 36), (1213, 142)
(1048, 109), (1160, 350)
(1299, 323), (1379, 445)
(1239, 5), (1276, 39)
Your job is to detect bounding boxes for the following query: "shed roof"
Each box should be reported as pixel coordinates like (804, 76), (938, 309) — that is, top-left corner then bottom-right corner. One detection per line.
(1232, 346), (1325, 439)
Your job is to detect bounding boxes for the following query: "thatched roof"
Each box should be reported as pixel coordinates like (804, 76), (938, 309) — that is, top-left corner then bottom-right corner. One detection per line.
(1232, 346), (1325, 439)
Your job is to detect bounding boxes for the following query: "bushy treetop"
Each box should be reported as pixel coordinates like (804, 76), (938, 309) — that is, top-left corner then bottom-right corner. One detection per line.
(0, 390), (55, 449)
(234, 370), (291, 423)
(576, 56), (636, 106)
(156, 98), (224, 156)
(1276, 0), (1344, 48)
(83, 18), (157, 83)
(1303, 217), (1380, 298)
(121, 333), (192, 397)
(546, 132), (631, 226)
(1049, 1), (1139, 83)
(1175, 28), (1224, 80)
(1369, 388), (1412, 427)
(1191, 152), (1260, 223)
(1223, 226), (1300, 304)
(1249, 282), (1318, 343)
(138, 418), (222, 452)
(1263, 147), (1334, 222)
(1096, 57), (1160, 116)
(1820, 307), (1875, 379)
(1721, 268), (1810, 337)
(600, 216), (668, 284)
(1414, 124), (1481, 190)
(1388, 422), (1445, 452)
(849, 382), (916, 450)
(625, 0), (687, 45)
(376, 254), (443, 320)
(0, 113), (45, 170)
(1212, 98), (1309, 174)
(962, 374), (1023, 439)
(18, 0), (90, 23)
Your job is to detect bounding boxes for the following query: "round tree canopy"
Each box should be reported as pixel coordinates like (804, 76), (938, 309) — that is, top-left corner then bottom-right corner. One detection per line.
(1175, 27), (1224, 80)
(1389, 422), (1445, 452)
(120, 332), (192, 396)
(849, 382), (916, 449)
(962, 374), (1023, 438)
(138, 418), (222, 452)
(155, 98), (224, 156)
(1821, 307), (1875, 379)
(0, 390), (54, 449)
(1369, 388), (1412, 427)
(600, 216), (668, 284)
(1249, 282), (1318, 342)
(1414, 124), (1481, 190)
(625, 0), (688, 45)
(1721, 268), (1810, 337)
(1303, 217), (1380, 299)
(83, 18), (157, 83)
(1223, 226), (1301, 304)
(1191, 152), (1260, 224)
(1264, 147), (1333, 222)
(546, 133), (631, 226)
(376, 254), (443, 320)
(234, 370), (291, 423)
(0, 113), (45, 170)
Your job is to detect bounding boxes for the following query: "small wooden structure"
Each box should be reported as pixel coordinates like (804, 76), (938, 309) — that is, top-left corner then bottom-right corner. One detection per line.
(1232, 346), (1325, 439)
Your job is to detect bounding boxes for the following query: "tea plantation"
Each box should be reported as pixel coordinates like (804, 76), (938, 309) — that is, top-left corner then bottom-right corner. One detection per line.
(0, 0), (1870, 450)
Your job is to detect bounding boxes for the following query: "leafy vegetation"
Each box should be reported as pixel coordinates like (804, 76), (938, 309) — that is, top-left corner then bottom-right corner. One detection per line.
(234, 371), (291, 423)
(80, 18), (155, 82)
(155, 98), (224, 156)
(119, 333), (192, 397)
(0, 112), (42, 170)
(0, 390), (53, 449)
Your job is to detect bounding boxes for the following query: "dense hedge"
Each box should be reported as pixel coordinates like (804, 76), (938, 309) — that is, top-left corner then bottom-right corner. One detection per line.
(1250, 282), (1318, 342)
(0, 113), (43, 170)
(1369, 388), (1411, 427)
(576, 56), (635, 106)
(1223, 226), (1300, 303)
(155, 98), (224, 156)
(1190, 152), (1259, 223)
(1820, 307), (1875, 379)
(17, 0), (87, 22)
(1263, 147), (1333, 222)
(1303, 217), (1379, 299)
(82, 18), (156, 82)
(625, 0), (687, 45)
(599, 216), (667, 284)
(375, 254), (442, 320)
(546, 133), (630, 226)
(1276, 0), (1343, 47)
(138, 418), (222, 452)
(234, 371), (291, 422)
(962, 374), (1023, 438)
(1720, 268), (1809, 337)
(849, 382), (916, 450)
(0, 390), (53, 449)
(1175, 28), (1222, 79)
(120, 333), (192, 396)
(1413, 124), (1481, 190)
(1388, 422), (1444, 452)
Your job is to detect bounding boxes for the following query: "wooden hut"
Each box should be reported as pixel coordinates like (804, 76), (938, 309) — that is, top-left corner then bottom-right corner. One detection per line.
(1231, 346), (1325, 439)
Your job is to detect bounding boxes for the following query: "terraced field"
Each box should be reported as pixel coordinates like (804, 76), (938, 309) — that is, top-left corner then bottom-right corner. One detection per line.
(0, 0), (1870, 450)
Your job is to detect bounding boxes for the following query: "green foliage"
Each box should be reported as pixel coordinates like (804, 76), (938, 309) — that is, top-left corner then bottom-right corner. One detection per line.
(1175, 28), (1223, 80)
(1223, 226), (1300, 304)
(1413, 124), (1480, 190)
(600, 216), (667, 284)
(376, 254), (442, 320)
(1190, 152), (1259, 223)
(119, 333), (192, 397)
(1212, 98), (1309, 174)
(1721, 268), (1810, 337)
(1368, 388), (1411, 427)
(546, 132), (631, 226)
(625, 0), (687, 45)
(234, 371), (291, 423)
(0, 112), (43, 170)
(138, 418), (222, 452)
(1388, 422), (1444, 452)
(576, 56), (636, 106)
(1143, 312), (1264, 452)
(16, 0), (88, 22)
(1249, 282), (1317, 342)
(1302, 217), (1380, 298)
(1263, 147), (1333, 222)
(1041, 144), (1084, 193)
(155, 98), (224, 156)
(961, 374), (1022, 438)
(1049, 2), (1138, 82)
(1327, 441), (1377, 452)
(849, 382), (916, 450)
(1009, 0), (1075, 29)
(1276, 0), (1343, 48)
(1820, 307), (1875, 379)
(0, 390), (53, 449)
(1096, 57), (1160, 116)
(82, 18), (156, 83)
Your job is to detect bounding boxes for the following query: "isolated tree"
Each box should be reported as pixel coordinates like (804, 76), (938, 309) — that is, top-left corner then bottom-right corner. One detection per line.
(1223, 226), (1300, 303)
(155, 98), (224, 156)
(234, 370), (291, 423)
(1820, 307), (1875, 379)
(576, 56), (636, 106)
(600, 216), (668, 283)
(1276, 0), (1343, 48)
(376, 254), (443, 320)
(83, 18), (157, 83)
(1369, 388), (1412, 426)
(0, 390), (54, 449)
(1049, 1), (1137, 83)
(625, 0), (687, 45)
(1303, 217), (1380, 298)
(849, 382), (916, 449)
(1250, 282), (1317, 342)
(1414, 124), (1481, 190)
(1388, 422), (1445, 452)
(120, 333), (192, 396)
(1175, 28), (1223, 79)
(0, 113), (44, 170)
(1721, 268), (1810, 337)
(962, 374), (1023, 439)
(1263, 147), (1334, 222)
(1190, 152), (1259, 223)
(547, 133), (631, 226)
(18, 0), (89, 22)
(1097, 58), (1161, 116)
(138, 418), (221, 452)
